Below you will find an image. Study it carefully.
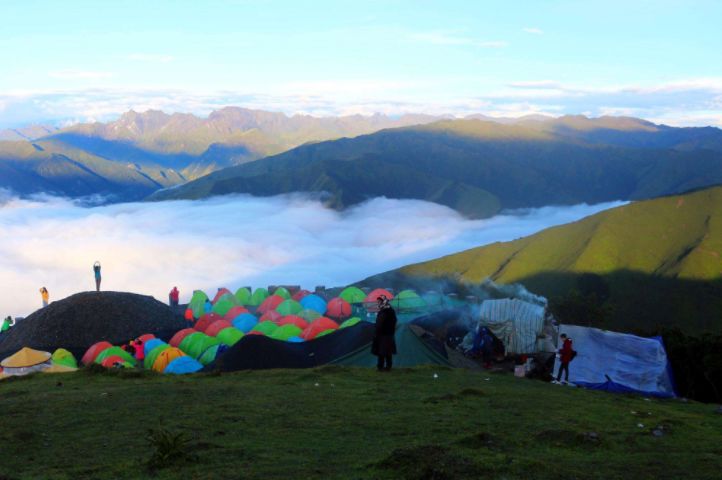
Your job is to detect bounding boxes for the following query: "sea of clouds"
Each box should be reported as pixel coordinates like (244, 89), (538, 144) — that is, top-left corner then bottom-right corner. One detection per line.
(0, 191), (625, 317)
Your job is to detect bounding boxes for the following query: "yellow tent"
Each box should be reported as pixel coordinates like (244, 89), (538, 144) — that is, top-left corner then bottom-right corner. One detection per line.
(1, 347), (52, 368)
(42, 364), (78, 374)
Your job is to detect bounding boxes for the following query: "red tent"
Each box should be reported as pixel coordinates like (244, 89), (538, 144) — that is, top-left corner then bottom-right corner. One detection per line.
(292, 289), (312, 301)
(365, 288), (394, 303)
(205, 320), (233, 337)
(257, 294), (285, 314)
(326, 297), (351, 320)
(300, 317), (339, 340)
(137, 333), (155, 343)
(212, 288), (233, 304)
(259, 310), (282, 323)
(223, 305), (249, 320)
(81, 341), (113, 366)
(277, 315), (309, 329)
(101, 355), (127, 368)
(169, 328), (196, 347)
(194, 313), (222, 333)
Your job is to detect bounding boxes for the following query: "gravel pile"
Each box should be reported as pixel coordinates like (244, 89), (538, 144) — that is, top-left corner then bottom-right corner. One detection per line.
(0, 291), (186, 359)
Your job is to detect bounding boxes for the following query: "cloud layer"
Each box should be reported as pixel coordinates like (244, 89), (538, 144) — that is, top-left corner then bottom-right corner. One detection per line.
(0, 192), (624, 317)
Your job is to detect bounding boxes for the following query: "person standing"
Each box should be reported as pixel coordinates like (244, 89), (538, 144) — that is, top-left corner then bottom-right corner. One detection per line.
(555, 333), (576, 384)
(169, 287), (180, 307)
(1, 316), (12, 332)
(372, 295), (397, 372)
(40, 287), (49, 307)
(93, 261), (102, 292)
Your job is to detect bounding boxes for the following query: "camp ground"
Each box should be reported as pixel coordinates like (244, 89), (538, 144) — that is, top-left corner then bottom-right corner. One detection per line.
(0, 284), (678, 398)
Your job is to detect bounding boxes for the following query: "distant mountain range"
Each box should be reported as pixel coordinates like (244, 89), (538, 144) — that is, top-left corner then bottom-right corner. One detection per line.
(151, 116), (722, 218)
(0, 108), (443, 200)
(363, 185), (722, 334)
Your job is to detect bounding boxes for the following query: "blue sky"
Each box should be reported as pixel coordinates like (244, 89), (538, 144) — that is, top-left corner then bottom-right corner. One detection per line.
(1, 0), (721, 127)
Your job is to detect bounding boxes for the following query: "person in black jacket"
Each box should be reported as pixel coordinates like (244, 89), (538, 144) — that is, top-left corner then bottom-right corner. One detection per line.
(372, 295), (397, 371)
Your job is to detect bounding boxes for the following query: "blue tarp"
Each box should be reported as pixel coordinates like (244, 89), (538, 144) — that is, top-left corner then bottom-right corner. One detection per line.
(554, 325), (676, 398)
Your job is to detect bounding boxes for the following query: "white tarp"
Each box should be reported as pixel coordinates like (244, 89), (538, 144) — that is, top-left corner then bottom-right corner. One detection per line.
(554, 324), (675, 396)
(478, 298), (546, 354)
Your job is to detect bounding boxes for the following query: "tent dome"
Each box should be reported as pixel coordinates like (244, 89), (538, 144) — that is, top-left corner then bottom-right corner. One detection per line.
(277, 315), (309, 330)
(301, 317), (339, 340)
(222, 305), (249, 321)
(212, 288), (233, 304)
(143, 338), (167, 356)
(276, 299), (303, 316)
(144, 344), (170, 369)
(206, 320), (233, 337)
(95, 347), (136, 367)
(81, 341), (113, 365)
(164, 356), (203, 374)
(326, 298), (351, 320)
(270, 324), (303, 341)
(169, 328), (196, 348)
(1, 347), (51, 368)
(232, 313), (258, 333)
(258, 295), (285, 314)
(339, 286), (366, 304)
(234, 287), (252, 305)
(194, 313), (223, 333)
(189, 290), (209, 319)
(271, 287), (292, 300)
(365, 288), (394, 304)
(216, 327), (244, 347)
(299, 294), (327, 315)
(248, 288), (270, 306)
(152, 347), (185, 373)
(51, 348), (77, 368)
(292, 289), (311, 301)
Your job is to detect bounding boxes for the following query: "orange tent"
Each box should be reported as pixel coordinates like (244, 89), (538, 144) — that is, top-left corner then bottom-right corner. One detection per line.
(152, 347), (185, 373)
(301, 317), (339, 340)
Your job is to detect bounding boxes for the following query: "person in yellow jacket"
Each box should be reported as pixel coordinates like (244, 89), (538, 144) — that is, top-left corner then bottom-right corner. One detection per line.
(40, 287), (49, 307)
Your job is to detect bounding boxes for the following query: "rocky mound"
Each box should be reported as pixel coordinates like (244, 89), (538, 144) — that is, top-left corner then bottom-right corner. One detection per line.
(0, 291), (186, 358)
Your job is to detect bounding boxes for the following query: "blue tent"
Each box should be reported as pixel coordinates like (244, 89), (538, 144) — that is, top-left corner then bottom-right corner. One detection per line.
(299, 294), (327, 315)
(553, 325), (676, 398)
(163, 356), (203, 374)
(144, 338), (166, 356)
(232, 313), (258, 333)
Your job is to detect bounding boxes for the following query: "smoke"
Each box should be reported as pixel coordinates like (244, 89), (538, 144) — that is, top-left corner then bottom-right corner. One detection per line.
(0, 192), (624, 317)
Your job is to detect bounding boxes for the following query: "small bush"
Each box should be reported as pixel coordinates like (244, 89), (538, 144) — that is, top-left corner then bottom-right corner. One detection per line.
(146, 425), (197, 470)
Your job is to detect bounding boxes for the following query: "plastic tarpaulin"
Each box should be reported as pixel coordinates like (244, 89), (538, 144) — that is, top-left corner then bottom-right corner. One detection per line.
(478, 299), (545, 354)
(553, 325), (676, 398)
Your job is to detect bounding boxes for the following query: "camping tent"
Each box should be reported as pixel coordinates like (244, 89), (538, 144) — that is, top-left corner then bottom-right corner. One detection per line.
(1, 347), (52, 375)
(553, 325), (676, 398)
(477, 299), (546, 354)
(339, 286), (366, 304)
(51, 348), (78, 368)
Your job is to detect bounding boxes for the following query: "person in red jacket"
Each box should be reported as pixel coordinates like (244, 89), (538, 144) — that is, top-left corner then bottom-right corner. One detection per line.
(555, 333), (575, 384)
(169, 287), (180, 308)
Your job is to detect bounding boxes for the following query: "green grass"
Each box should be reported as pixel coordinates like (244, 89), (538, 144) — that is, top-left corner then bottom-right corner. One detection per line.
(1, 366), (720, 479)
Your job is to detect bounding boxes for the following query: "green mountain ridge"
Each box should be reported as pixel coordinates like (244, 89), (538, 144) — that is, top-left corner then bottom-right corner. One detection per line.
(151, 118), (722, 218)
(365, 185), (722, 334)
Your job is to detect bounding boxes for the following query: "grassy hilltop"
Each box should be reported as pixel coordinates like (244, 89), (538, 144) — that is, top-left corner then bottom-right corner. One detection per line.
(369, 185), (722, 334)
(1, 366), (720, 480)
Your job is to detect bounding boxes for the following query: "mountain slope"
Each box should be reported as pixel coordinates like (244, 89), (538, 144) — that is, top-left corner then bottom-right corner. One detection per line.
(368, 185), (722, 334)
(151, 118), (722, 218)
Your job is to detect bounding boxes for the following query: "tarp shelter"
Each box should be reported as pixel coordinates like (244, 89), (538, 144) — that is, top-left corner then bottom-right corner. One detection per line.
(553, 325), (676, 398)
(332, 324), (452, 368)
(1, 347), (52, 375)
(478, 299), (546, 354)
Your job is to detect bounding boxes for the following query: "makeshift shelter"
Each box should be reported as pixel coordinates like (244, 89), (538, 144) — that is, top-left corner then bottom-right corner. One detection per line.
(553, 325), (676, 398)
(299, 294), (327, 315)
(477, 299), (546, 354)
(216, 327), (244, 346)
(164, 356), (203, 374)
(81, 341), (113, 365)
(339, 286), (366, 304)
(189, 290), (209, 319)
(326, 298), (351, 320)
(51, 348), (78, 368)
(234, 287), (252, 306)
(1, 347), (52, 375)
(249, 288), (270, 306)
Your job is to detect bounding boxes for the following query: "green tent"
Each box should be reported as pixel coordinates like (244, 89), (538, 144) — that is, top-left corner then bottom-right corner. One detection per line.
(217, 327), (244, 346)
(272, 287), (292, 300)
(299, 309), (322, 321)
(189, 290), (209, 318)
(269, 324), (303, 341)
(235, 287), (252, 305)
(249, 288), (270, 306)
(315, 329), (336, 339)
(276, 299), (303, 316)
(212, 297), (236, 317)
(251, 321), (278, 336)
(144, 344), (170, 370)
(95, 346), (136, 367)
(179, 332), (205, 355)
(51, 348), (78, 368)
(332, 325), (451, 368)
(339, 286), (366, 304)
(184, 334), (221, 360)
(199, 344), (223, 366)
(339, 317), (362, 329)
(391, 290), (427, 312)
